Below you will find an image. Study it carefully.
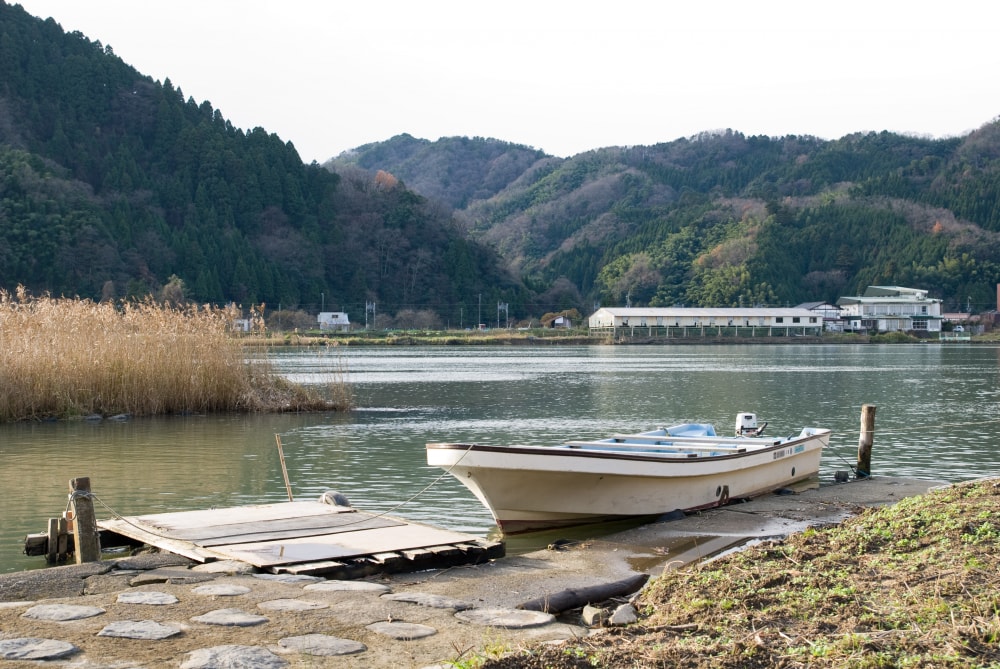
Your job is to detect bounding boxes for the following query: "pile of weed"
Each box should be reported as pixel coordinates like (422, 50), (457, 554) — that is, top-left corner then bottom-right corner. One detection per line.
(484, 478), (1000, 668)
(0, 288), (348, 420)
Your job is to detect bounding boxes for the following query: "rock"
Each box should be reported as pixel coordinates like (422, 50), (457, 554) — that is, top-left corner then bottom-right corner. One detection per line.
(97, 620), (182, 640)
(304, 580), (391, 593)
(277, 634), (367, 656)
(0, 638), (79, 660)
(381, 592), (473, 610)
(181, 645), (287, 669)
(191, 584), (252, 597)
(366, 621), (437, 640)
(0, 562), (111, 602)
(117, 590), (179, 605)
(257, 598), (328, 611)
(191, 560), (257, 575)
(454, 608), (555, 628)
(191, 608), (269, 627)
(582, 604), (608, 626)
(609, 603), (638, 626)
(21, 603), (105, 621)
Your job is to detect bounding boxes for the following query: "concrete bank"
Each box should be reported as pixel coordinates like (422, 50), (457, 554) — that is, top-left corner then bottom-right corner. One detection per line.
(0, 476), (944, 668)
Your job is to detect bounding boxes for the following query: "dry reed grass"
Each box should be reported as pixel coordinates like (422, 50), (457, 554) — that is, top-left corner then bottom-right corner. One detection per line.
(0, 287), (349, 422)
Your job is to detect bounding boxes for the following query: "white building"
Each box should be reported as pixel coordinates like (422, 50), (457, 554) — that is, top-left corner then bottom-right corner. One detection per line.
(318, 311), (351, 331)
(589, 307), (823, 334)
(836, 286), (942, 333)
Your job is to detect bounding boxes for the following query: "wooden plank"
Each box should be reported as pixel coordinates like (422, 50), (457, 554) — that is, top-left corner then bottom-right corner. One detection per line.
(156, 513), (402, 546)
(132, 501), (353, 532)
(209, 523), (479, 567)
(97, 518), (227, 563)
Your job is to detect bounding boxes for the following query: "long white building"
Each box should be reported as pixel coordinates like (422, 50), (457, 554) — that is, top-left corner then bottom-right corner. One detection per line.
(589, 307), (823, 333)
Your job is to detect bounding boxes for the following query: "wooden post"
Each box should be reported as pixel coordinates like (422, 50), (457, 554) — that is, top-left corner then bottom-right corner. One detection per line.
(46, 518), (60, 563)
(275, 435), (294, 501)
(857, 404), (876, 479)
(69, 477), (101, 563)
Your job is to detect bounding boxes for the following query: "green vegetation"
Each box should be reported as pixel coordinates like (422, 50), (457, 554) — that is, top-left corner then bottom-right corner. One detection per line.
(4, 2), (1000, 328)
(343, 129), (1000, 316)
(480, 479), (1000, 668)
(0, 3), (522, 321)
(0, 288), (347, 422)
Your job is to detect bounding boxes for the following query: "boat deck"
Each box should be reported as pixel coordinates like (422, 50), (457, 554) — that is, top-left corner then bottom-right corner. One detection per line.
(97, 501), (503, 578)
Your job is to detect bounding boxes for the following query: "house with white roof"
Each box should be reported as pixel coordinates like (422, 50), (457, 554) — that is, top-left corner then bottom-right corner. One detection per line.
(317, 311), (351, 331)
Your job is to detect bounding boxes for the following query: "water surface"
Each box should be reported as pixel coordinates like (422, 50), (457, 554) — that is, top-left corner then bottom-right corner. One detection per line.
(3, 344), (998, 573)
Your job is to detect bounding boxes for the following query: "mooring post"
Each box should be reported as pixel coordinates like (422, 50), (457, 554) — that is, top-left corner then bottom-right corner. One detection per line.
(69, 477), (101, 563)
(857, 404), (876, 479)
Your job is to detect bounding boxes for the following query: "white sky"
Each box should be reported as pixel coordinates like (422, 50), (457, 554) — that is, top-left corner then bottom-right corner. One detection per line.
(16, 0), (1000, 163)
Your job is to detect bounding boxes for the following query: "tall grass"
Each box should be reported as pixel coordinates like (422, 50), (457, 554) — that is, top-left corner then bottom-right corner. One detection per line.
(0, 287), (349, 422)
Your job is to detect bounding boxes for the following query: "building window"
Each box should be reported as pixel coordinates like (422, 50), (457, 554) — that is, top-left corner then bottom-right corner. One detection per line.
(792, 317), (801, 323)
(776, 317), (784, 323)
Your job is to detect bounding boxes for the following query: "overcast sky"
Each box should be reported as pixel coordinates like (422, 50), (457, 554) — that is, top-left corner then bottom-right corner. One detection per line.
(16, 0), (1000, 164)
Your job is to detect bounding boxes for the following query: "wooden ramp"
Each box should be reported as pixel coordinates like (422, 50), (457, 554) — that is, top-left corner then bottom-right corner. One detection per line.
(98, 501), (503, 578)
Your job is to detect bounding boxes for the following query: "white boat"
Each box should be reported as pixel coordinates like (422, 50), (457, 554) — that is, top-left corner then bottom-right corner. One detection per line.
(426, 413), (831, 534)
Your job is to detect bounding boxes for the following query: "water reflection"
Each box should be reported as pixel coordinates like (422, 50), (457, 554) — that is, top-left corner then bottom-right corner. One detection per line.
(3, 344), (1000, 573)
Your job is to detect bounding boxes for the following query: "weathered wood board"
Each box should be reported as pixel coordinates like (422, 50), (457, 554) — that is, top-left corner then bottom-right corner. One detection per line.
(97, 501), (503, 576)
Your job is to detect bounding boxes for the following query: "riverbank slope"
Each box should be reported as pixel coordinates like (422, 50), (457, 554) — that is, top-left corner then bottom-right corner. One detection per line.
(485, 476), (1000, 668)
(0, 476), (948, 667)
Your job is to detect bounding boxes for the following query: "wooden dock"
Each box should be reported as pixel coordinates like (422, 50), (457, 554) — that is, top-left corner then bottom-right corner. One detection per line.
(92, 501), (503, 578)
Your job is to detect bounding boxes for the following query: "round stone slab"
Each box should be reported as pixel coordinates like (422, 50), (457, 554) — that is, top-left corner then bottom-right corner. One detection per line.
(304, 580), (391, 594)
(366, 621), (437, 640)
(181, 645), (287, 669)
(454, 608), (555, 628)
(22, 604), (105, 621)
(97, 620), (182, 640)
(191, 608), (269, 627)
(191, 584), (252, 596)
(278, 634), (367, 656)
(0, 638), (79, 661)
(257, 598), (328, 612)
(117, 591), (179, 605)
(380, 592), (473, 611)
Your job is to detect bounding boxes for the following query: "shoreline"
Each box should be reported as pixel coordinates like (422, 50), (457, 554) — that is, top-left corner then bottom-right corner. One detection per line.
(0, 476), (943, 667)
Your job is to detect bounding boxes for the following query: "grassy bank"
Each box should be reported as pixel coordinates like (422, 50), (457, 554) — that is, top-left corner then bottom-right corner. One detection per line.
(483, 478), (1000, 668)
(0, 289), (348, 422)
(243, 329), (609, 347)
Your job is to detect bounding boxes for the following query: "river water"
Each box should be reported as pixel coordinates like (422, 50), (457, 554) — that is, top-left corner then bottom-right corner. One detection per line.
(3, 344), (999, 573)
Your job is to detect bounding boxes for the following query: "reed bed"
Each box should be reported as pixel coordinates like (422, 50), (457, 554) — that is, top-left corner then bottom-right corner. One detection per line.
(0, 288), (348, 422)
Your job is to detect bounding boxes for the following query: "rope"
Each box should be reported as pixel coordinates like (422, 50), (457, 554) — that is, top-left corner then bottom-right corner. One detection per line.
(76, 443), (478, 542)
(313, 442), (477, 528)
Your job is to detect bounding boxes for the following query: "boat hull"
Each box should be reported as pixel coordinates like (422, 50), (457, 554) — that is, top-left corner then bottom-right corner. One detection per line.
(427, 429), (829, 534)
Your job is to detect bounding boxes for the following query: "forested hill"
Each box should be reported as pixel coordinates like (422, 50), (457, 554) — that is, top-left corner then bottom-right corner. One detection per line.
(331, 123), (1000, 313)
(0, 2), (523, 327)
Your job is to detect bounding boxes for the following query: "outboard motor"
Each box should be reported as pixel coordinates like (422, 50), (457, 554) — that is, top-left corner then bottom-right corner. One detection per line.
(736, 412), (766, 437)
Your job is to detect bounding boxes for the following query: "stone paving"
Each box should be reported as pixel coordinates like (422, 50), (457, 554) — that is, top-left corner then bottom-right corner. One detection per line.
(0, 552), (599, 668)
